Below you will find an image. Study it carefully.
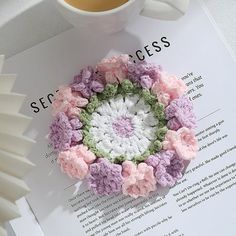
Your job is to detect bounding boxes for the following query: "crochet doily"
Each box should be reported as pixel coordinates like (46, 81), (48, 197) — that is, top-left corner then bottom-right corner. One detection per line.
(90, 95), (157, 159)
(49, 55), (198, 198)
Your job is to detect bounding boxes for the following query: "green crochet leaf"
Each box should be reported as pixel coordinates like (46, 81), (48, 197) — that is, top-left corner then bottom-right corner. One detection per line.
(82, 135), (91, 147)
(83, 124), (91, 132)
(151, 103), (165, 120)
(94, 149), (109, 158)
(158, 119), (167, 128)
(149, 140), (162, 154)
(86, 95), (101, 113)
(134, 155), (147, 164)
(100, 84), (118, 99)
(132, 85), (142, 95)
(156, 126), (168, 141)
(141, 89), (157, 105)
(79, 109), (92, 125)
(114, 155), (126, 164)
(142, 150), (151, 158)
(120, 79), (134, 94)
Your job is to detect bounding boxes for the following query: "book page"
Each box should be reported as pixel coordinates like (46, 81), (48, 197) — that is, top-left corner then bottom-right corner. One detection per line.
(3, 1), (236, 235)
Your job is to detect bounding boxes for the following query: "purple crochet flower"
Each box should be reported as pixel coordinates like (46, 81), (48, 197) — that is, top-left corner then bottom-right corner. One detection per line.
(127, 61), (162, 89)
(165, 96), (196, 130)
(145, 150), (184, 187)
(70, 118), (83, 129)
(70, 66), (105, 98)
(112, 116), (134, 138)
(49, 112), (83, 151)
(87, 158), (123, 195)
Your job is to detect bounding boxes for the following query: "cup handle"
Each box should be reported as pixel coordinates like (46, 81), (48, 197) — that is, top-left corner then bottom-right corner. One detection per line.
(140, 0), (189, 20)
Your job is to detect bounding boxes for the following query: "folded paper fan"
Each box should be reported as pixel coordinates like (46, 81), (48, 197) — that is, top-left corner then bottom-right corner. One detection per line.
(0, 55), (35, 235)
(0, 224), (6, 236)
(48, 54), (198, 199)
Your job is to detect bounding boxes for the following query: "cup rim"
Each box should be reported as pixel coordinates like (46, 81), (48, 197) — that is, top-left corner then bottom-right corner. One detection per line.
(57, 0), (135, 16)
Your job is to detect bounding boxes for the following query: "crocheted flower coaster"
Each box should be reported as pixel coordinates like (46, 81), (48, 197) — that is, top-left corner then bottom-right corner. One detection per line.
(49, 55), (198, 198)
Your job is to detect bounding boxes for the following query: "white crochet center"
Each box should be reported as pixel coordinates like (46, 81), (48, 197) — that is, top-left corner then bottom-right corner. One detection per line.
(89, 95), (158, 160)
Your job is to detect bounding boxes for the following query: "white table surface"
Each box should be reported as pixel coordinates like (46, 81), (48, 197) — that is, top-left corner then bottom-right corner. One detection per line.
(0, 0), (236, 235)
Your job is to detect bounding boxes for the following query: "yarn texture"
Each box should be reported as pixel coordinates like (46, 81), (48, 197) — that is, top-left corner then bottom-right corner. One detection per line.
(49, 55), (198, 198)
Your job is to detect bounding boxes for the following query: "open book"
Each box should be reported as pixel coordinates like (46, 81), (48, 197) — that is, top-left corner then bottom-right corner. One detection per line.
(3, 1), (236, 235)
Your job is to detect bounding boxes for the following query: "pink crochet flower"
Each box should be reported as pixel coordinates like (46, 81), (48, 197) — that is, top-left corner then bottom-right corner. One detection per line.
(97, 55), (129, 84)
(57, 145), (96, 179)
(52, 86), (88, 117)
(163, 127), (198, 160)
(151, 72), (187, 106)
(75, 144), (96, 164)
(122, 161), (156, 198)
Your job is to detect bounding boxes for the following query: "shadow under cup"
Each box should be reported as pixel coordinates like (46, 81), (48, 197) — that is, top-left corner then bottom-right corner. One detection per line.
(64, 0), (129, 12)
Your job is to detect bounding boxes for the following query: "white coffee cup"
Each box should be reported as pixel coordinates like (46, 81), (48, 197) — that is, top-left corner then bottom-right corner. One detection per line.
(54, 0), (189, 34)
